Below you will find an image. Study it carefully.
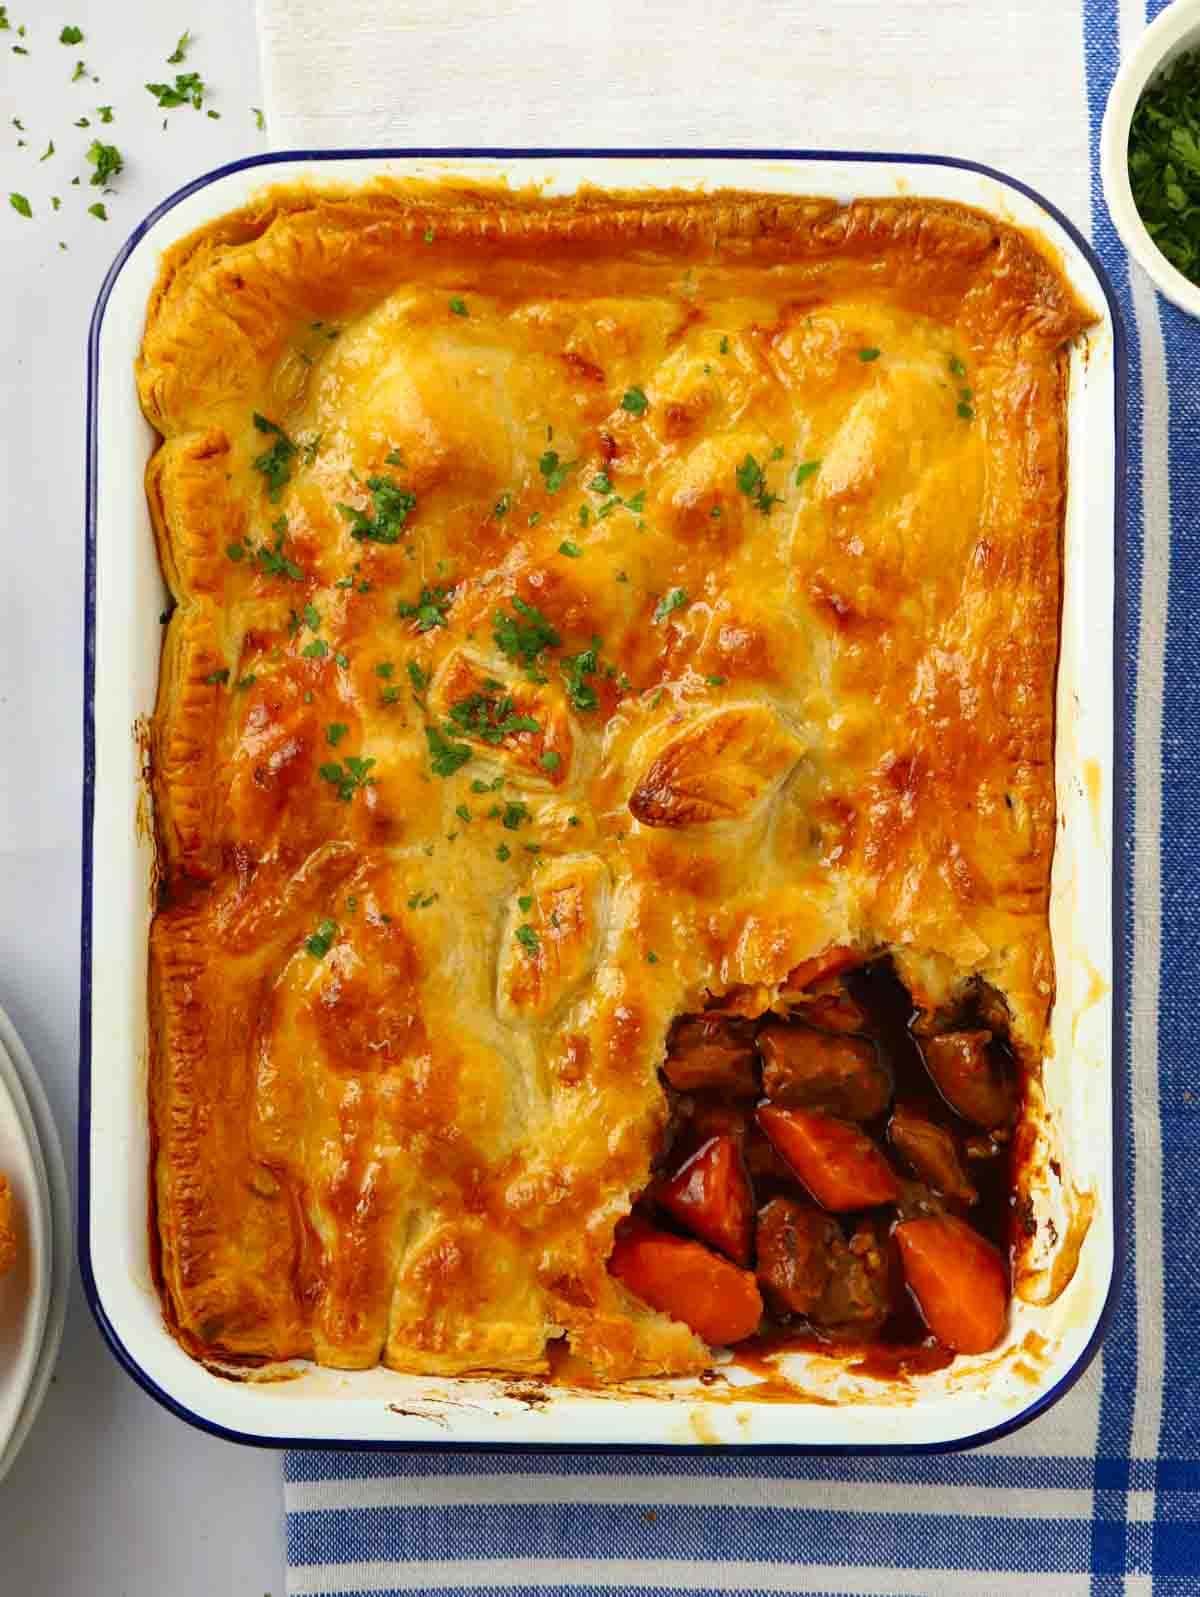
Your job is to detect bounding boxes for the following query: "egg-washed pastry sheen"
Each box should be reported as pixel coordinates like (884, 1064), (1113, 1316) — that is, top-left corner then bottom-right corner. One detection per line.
(140, 184), (1092, 1380)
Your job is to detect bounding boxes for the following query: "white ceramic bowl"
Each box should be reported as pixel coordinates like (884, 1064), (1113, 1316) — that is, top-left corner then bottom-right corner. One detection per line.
(1101, 0), (1200, 314)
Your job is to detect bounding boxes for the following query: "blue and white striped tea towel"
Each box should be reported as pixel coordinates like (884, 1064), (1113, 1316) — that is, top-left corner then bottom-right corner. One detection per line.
(258, 0), (1199, 1588)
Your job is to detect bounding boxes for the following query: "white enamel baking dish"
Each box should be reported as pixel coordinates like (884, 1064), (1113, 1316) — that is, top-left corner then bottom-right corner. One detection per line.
(81, 151), (1125, 1452)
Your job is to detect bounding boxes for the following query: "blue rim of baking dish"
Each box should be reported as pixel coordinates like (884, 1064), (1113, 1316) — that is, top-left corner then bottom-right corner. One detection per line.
(79, 147), (1130, 1454)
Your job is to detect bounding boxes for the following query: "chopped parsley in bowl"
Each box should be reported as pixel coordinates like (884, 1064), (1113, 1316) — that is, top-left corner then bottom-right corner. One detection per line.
(1128, 47), (1200, 285)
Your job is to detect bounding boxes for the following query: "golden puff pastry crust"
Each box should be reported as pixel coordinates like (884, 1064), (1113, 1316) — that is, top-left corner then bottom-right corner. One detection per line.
(141, 182), (1091, 1378)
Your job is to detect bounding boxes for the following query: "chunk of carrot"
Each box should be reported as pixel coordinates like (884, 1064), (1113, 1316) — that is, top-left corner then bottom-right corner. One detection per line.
(894, 1215), (1009, 1353)
(609, 1221), (763, 1346)
(658, 1135), (754, 1264)
(756, 1104), (900, 1211)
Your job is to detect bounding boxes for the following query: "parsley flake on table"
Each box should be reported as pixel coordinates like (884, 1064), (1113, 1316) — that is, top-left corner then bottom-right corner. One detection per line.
(87, 139), (122, 186)
(397, 583), (452, 631)
(337, 474), (416, 543)
(39, 139), (53, 160)
(88, 202), (107, 220)
(167, 30), (192, 64)
(146, 71), (206, 110)
(251, 413), (297, 501)
(59, 25), (83, 44)
(620, 386), (649, 415)
(71, 60), (87, 81)
(252, 107), (265, 132)
(305, 918), (337, 958)
(9, 192), (31, 218)
(319, 756), (376, 801)
(652, 587), (688, 624)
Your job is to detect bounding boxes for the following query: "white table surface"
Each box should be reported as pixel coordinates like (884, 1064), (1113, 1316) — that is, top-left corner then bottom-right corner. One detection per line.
(0, 3), (285, 1592)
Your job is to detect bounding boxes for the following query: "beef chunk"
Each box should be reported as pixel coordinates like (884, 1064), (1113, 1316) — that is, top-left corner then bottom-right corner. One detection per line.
(758, 1023), (891, 1121)
(889, 1104), (978, 1204)
(922, 1030), (1015, 1129)
(755, 1197), (837, 1315)
(790, 978), (871, 1035)
(813, 1219), (894, 1334)
(662, 1015), (759, 1095)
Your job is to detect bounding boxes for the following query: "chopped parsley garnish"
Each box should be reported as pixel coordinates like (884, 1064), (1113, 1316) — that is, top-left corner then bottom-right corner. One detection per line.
(719, 335), (730, 354)
(202, 668), (229, 685)
(375, 661), (394, 679)
(558, 540), (582, 559)
(425, 725), (472, 777)
(539, 750), (561, 771)
(87, 202), (107, 220)
(455, 803), (472, 824)
(326, 723), (348, 747)
(252, 522), (304, 581)
(336, 474), (416, 543)
(39, 139), (53, 160)
(472, 776), (504, 793)
(60, 25), (83, 44)
(446, 691), (540, 746)
(252, 107), (266, 131)
(493, 491), (512, 519)
(407, 659), (429, 700)
(302, 603), (321, 631)
(449, 295), (468, 316)
(8, 192), (31, 219)
(621, 386), (649, 415)
(494, 596), (561, 673)
(71, 60), (87, 81)
(653, 588), (688, 624)
(948, 355), (967, 378)
(562, 638), (601, 711)
(97, 105), (113, 122)
(646, 950), (659, 965)
(518, 894), (534, 912)
(305, 918), (337, 958)
(301, 639), (329, 660)
(319, 755), (376, 801)
(251, 414), (297, 501)
(735, 453), (781, 514)
(794, 459), (821, 486)
(515, 924), (540, 954)
(705, 674), (726, 686)
(538, 450), (574, 493)
(397, 584), (452, 631)
(384, 447), (403, 466)
(590, 472), (613, 495)
(496, 842), (512, 861)
(858, 346), (881, 362)
(501, 800), (531, 830)
(167, 30), (192, 63)
(146, 71), (206, 110)
(407, 890), (439, 909)
(957, 399), (975, 421)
